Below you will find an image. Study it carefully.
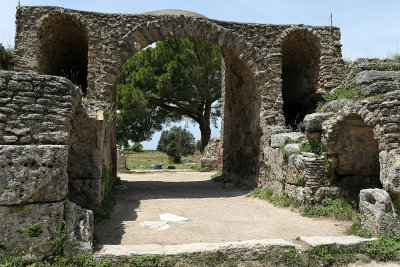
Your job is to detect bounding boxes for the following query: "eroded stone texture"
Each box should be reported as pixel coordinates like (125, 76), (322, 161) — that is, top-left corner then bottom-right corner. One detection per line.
(203, 138), (220, 158)
(379, 150), (400, 201)
(0, 71), (81, 145)
(14, 5), (345, 188)
(360, 189), (400, 237)
(117, 147), (127, 171)
(200, 158), (218, 171)
(0, 202), (64, 260)
(0, 145), (68, 205)
(64, 202), (94, 257)
(67, 101), (109, 209)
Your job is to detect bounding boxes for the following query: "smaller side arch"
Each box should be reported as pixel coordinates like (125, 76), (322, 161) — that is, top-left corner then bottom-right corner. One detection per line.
(38, 13), (88, 93)
(324, 112), (382, 200)
(280, 29), (322, 126)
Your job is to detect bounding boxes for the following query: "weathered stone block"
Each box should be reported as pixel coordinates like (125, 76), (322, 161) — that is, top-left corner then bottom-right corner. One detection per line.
(304, 113), (331, 132)
(361, 81), (400, 97)
(63, 202), (94, 257)
(69, 179), (102, 210)
(379, 150), (400, 199)
(270, 132), (304, 148)
(283, 143), (300, 153)
(360, 188), (400, 237)
(0, 202), (64, 260)
(0, 145), (68, 205)
(203, 138), (221, 158)
(321, 99), (352, 113)
(355, 70), (400, 85)
(200, 157), (218, 171)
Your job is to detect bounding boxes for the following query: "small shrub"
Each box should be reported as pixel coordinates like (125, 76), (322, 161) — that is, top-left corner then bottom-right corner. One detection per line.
(346, 219), (372, 238)
(21, 222), (43, 237)
(361, 234), (400, 261)
(190, 165), (202, 172)
(307, 245), (357, 266)
(71, 253), (97, 267)
(51, 229), (67, 256)
(300, 141), (325, 156)
(129, 255), (162, 267)
(130, 142), (144, 152)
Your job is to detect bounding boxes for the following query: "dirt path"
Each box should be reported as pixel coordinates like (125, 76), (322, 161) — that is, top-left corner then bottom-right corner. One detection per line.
(95, 172), (351, 245)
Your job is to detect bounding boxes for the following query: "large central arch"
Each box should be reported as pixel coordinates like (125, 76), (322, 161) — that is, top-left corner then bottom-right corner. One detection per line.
(111, 15), (262, 186)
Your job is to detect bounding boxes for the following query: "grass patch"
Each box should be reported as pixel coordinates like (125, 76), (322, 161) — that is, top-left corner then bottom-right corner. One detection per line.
(360, 233), (400, 261)
(301, 198), (357, 221)
(249, 187), (300, 208)
(125, 152), (201, 170)
(307, 244), (357, 266)
(317, 85), (363, 111)
(346, 218), (373, 238)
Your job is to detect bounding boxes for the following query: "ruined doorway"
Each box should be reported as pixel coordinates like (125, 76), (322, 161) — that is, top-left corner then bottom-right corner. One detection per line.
(330, 114), (382, 200)
(116, 37), (261, 187)
(281, 30), (321, 127)
(38, 14), (88, 93)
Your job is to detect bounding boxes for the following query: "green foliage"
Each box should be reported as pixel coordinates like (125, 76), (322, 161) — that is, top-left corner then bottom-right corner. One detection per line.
(129, 142), (144, 153)
(307, 245), (357, 266)
(157, 126), (195, 163)
(300, 141), (326, 156)
(0, 242), (4, 249)
(301, 198), (357, 221)
(196, 139), (203, 152)
(190, 164), (202, 172)
(346, 219), (373, 238)
(128, 255), (168, 267)
(317, 85), (363, 111)
(20, 222), (43, 237)
(117, 38), (222, 149)
(249, 187), (300, 208)
(51, 230), (67, 256)
(361, 234), (400, 261)
(94, 191), (115, 221)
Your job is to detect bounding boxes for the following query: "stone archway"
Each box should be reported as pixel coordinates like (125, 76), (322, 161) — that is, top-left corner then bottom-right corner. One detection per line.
(113, 18), (262, 186)
(326, 114), (382, 199)
(38, 14), (88, 93)
(281, 30), (321, 126)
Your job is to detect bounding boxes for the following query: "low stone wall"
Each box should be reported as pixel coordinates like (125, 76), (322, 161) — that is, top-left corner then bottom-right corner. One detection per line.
(260, 59), (400, 207)
(0, 71), (93, 260)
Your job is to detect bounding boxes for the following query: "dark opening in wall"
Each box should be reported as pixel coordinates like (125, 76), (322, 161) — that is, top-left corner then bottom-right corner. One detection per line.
(281, 30), (321, 127)
(332, 114), (382, 201)
(38, 14), (88, 93)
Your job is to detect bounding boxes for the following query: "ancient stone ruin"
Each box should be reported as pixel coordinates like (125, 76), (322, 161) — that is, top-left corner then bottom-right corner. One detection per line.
(0, 5), (399, 260)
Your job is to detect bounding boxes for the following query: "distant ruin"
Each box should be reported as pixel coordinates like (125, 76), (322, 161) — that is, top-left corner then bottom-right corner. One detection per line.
(0, 5), (399, 260)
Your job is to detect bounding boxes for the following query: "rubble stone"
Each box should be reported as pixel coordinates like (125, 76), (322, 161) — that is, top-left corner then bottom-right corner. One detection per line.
(360, 188), (400, 237)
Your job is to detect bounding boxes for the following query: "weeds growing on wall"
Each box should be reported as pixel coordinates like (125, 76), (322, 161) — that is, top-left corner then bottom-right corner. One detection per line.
(20, 222), (43, 237)
(316, 85), (363, 111)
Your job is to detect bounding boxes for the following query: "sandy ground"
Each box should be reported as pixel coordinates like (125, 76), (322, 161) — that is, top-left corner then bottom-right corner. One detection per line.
(95, 172), (352, 245)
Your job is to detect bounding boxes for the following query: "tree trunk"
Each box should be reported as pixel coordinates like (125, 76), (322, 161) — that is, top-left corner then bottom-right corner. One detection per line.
(198, 102), (212, 151)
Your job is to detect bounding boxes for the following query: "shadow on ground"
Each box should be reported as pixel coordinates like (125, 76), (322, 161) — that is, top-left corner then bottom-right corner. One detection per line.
(95, 174), (250, 245)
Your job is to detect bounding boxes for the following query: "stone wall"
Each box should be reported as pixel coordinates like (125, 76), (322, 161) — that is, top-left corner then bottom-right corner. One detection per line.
(14, 5), (345, 187)
(260, 59), (400, 206)
(0, 71), (93, 259)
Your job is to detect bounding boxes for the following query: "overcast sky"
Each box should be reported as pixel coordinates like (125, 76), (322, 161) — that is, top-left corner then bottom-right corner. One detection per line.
(1, 0), (399, 148)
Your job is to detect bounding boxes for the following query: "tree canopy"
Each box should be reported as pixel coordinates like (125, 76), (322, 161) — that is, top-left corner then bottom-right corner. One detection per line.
(157, 126), (195, 163)
(116, 38), (222, 149)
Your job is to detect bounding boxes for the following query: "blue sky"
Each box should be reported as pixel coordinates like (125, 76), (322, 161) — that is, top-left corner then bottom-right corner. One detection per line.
(1, 0), (399, 148)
